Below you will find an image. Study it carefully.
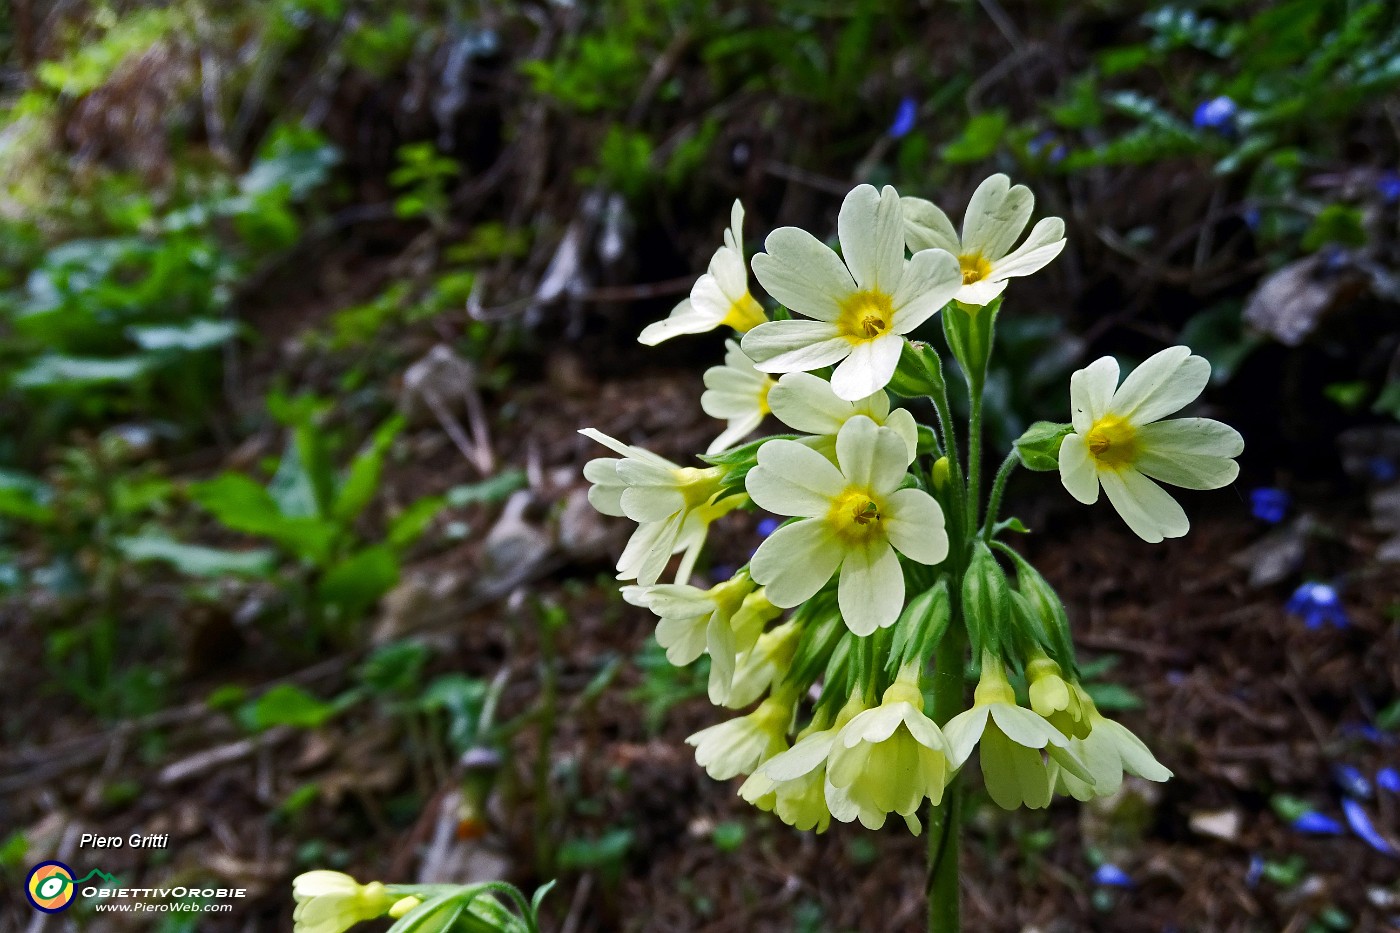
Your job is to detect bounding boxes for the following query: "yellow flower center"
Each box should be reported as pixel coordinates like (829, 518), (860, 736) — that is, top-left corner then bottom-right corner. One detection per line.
(836, 289), (895, 343)
(959, 253), (991, 285)
(757, 377), (774, 416)
(675, 466), (725, 508)
(722, 292), (767, 332)
(1085, 414), (1138, 469)
(828, 488), (886, 543)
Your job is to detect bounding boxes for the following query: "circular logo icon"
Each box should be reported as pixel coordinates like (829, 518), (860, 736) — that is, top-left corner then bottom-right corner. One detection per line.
(26, 861), (76, 913)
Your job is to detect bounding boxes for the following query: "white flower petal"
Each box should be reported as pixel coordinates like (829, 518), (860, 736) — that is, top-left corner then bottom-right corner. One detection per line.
(741, 320), (849, 372)
(837, 539), (903, 635)
(750, 227), (855, 322)
(953, 277), (1009, 307)
(1069, 357), (1119, 433)
(617, 513), (684, 584)
(1133, 438), (1240, 490)
(639, 298), (719, 345)
(709, 244), (747, 304)
(706, 414), (763, 455)
(988, 216), (1066, 280)
(767, 372), (850, 434)
(1100, 718), (1173, 782)
(890, 248), (961, 333)
(583, 458), (626, 515)
(750, 519), (844, 607)
(1098, 468), (1189, 543)
(901, 196), (961, 254)
(942, 706), (991, 766)
(1057, 432), (1100, 504)
(839, 704), (908, 747)
(883, 407), (920, 460)
(748, 439), (848, 517)
(835, 415), (910, 492)
(883, 487), (948, 564)
(988, 702), (1062, 749)
(962, 174), (1034, 260)
(838, 184), (905, 294)
(760, 730), (837, 781)
(1110, 346), (1209, 424)
(830, 334), (902, 401)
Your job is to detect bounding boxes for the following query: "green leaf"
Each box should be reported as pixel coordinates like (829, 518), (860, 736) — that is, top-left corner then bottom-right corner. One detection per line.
(558, 828), (633, 870)
(117, 534), (277, 578)
(241, 684), (336, 731)
(388, 496), (445, 549)
(445, 470), (528, 508)
(358, 640), (432, 696)
(189, 473), (338, 563)
(334, 416), (406, 522)
(316, 545), (400, 620)
(941, 111), (1008, 163)
(13, 354), (155, 389)
(1081, 682), (1143, 711)
(127, 319), (238, 352)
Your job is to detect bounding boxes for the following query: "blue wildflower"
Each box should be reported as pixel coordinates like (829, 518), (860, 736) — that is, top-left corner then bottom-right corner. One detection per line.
(1341, 798), (1397, 856)
(1285, 582), (1348, 630)
(1292, 811), (1343, 835)
(1243, 206), (1261, 231)
(1378, 171), (1400, 204)
(1250, 488), (1290, 524)
(756, 517), (781, 538)
(888, 97), (918, 139)
(1093, 864), (1133, 888)
(1378, 767), (1400, 793)
(1193, 96), (1237, 132)
(1369, 456), (1398, 483)
(1333, 764), (1370, 799)
(709, 563), (738, 583)
(1028, 131), (1067, 165)
(1245, 854), (1264, 888)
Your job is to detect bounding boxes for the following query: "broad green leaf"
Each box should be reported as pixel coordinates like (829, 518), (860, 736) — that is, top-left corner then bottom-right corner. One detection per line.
(445, 470), (527, 507)
(117, 533), (277, 578)
(240, 684), (336, 731)
(941, 111), (1008, 163)
(333, 416), (406, 523)
(388, 496), (445, 549)
(189, 473), (338, 563)
(316, 545), (400, 619)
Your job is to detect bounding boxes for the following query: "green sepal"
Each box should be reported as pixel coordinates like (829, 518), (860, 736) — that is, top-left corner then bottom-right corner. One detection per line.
(887, 340), (947, 399)
(941, 296), (1001, 391)
(997, 543), (1076, 674)
(784, 591), (843, 691)
(884, 579), (951, 675)
(961, 541), (1011, 660)
(993, 516), (1030, 535)
(698, 434), (797, 496)
(915, 424), (940, 456)
(1013, 421), (1073, 472)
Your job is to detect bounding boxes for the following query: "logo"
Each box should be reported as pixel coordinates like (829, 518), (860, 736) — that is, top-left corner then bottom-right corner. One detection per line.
(25, 862), (120, 913)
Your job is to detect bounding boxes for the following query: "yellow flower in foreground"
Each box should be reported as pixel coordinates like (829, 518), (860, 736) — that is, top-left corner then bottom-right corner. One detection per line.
(1057, 346), (1244, 543)
(766, 371), (918, 461)
(1026, 654), (1091, 740)
(747, 416), (947, 635)
(687, 692), (794, 781)
(1054, 699), (1173, 801)
(725, 618), (801, 709)
(739, 695), (865, 833)
(943, 659), (1094, 810)
(701, 340), (776, 454)
(292, 872), (394, 933)
(640, 200), (765, 344)
(742, 184), (961, 401)
(902, 173), (1066, 306)
(825, 666), (955, 834)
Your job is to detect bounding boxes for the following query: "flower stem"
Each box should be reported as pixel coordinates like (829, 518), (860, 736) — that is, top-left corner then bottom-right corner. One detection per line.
(981, 452), (1020, 540)
(926, 622), (966, 932)
(966, 388), (982, 534)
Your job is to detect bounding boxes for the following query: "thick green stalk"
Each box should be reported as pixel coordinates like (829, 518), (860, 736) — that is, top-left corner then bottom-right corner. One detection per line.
(925, 621), (967, 932)
(966, 388), (983, 531)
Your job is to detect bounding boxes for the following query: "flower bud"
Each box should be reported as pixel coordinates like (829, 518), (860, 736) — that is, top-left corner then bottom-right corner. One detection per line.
(1013, 421), (1073, 472)
(886, 340), (947, 399)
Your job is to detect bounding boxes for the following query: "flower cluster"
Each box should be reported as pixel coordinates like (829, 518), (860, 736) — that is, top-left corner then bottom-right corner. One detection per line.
(580, 178), (1242, 834)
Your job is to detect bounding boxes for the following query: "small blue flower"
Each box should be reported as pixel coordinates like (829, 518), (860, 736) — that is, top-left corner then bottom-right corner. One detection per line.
(1369, 456), (1398, 483)
(709, 563), (738, 583)
(1341, 798), (1397, 856)
(1193, 96), (1238, 132)
(1250, 488), (1290, 524)
(888, 97), (918, 139)
(1243, 206), (1261, 231)
(1028, 131), (1067, 165)
(1093, 863), (1133, 888)
(1341, 722), (1391, 745)
(1292, 811), (1343, 835)
(1378, 170), (1400, 204)
(756, 517), (781, 538)
(1333, 764), (1371, 799)
(1285, 582), (1349, 630)
(1245, 854), (1264, 889)
(1378, 767), (1400, 793)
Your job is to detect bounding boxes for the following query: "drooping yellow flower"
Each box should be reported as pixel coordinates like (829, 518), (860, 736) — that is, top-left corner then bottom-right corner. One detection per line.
(1025, 654), (1091, 739)
(1057, 346), (1243, 543)
(292, 872), (394, 933)
(687, 691), (794, 781)
(738, 696), (863, 833)
(943, 658), (1094, 810)
(640, 201), (766, 344)
(742, 184), (961, 401)
(825, 666), (955, 834)
(1053, 697), (1173, 801)
(902, 174), (1066, 306)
